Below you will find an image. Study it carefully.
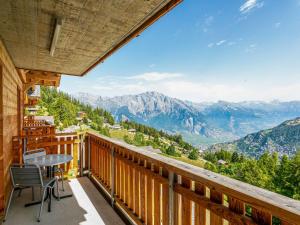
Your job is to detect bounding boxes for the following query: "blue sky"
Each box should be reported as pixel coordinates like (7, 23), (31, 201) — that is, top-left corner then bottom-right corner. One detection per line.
(60, 0), (300, 102)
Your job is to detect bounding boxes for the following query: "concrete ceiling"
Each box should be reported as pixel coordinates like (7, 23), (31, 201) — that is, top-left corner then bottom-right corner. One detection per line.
(0, 0), (181, 76)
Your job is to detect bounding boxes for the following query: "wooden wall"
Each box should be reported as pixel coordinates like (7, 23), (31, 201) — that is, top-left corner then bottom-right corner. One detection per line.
(0, 39), (23, 216)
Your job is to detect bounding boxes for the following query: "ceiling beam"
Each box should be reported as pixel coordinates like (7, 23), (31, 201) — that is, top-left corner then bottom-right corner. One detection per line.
(50, 17), (63, 56)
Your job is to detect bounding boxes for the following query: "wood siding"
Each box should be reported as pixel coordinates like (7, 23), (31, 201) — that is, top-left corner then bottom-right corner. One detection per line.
(0, 39), (23, 216)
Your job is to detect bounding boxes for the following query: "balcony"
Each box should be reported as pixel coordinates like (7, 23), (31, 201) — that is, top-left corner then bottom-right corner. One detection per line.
(0, 1), (300, 224)
(7, 129), (300, 225)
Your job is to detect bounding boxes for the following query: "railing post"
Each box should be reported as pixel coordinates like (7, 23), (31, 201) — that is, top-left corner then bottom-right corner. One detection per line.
(110, 146), (115, 207)
(88, 135), (91, 177)
(79, 133), (84, 176)
(23, 137), (27, 158)
(169, 171), (174, 225)
(73, 139), (80, 176)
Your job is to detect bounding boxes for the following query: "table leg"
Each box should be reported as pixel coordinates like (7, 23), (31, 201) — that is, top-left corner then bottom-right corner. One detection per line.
(24, 187), (50, 207)
(48, 188), (52, 212)
(51, 166), (73, 200)
(51, 186), (73, 200)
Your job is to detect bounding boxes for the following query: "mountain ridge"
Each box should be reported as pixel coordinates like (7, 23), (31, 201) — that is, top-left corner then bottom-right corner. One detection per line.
(74, 91), (300, 146)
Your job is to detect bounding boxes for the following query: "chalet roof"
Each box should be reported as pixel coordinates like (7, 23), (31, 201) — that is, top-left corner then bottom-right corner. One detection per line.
(0, 0), (181, 76)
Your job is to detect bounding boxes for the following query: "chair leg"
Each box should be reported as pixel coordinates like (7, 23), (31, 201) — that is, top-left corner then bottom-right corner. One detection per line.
(60, 170), (64, 191)
(56, 179), (60, 200)
(40, 187), (42, 199)
(3, 188), (14, 222)
(32, 187), (35, 201)
(37, 187), (47, 222)
(48, 188), (52, 212)
(18, 188), (22, 197)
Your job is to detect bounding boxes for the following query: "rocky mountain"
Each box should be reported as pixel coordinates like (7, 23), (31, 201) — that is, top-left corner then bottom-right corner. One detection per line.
(75, 92), (300, 146)
(208, 117), (300, 157)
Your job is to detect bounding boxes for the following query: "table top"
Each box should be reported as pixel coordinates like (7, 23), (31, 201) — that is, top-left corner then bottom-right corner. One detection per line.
(25, 154), (73, 167)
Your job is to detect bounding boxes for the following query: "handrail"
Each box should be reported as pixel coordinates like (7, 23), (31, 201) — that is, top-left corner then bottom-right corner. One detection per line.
(17, 132), (78, 138)
(86, 131), (300, 225)
(23, 119), (49, 127)
(22, 124), (56, 137)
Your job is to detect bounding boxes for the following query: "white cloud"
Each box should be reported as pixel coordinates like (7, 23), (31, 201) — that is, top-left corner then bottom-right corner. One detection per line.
(198, 15), (214, 33)
(227, 41), (236, 46)
(240, 0), (264, 14)
(216, 40), (227, 46)
(61, 72), (300, 102)
(208, 40), (238, 48)
(274, 22), (281, 28)
(245, 43), (257, 53)
(127, 72), (182, 81)
(205, 16), (214, 25)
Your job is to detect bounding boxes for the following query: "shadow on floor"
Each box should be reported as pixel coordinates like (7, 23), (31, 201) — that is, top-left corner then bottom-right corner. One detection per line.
(4, 177), (125, 225)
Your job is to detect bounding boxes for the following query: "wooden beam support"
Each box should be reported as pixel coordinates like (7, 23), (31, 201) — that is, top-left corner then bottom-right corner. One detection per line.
(18, 69), (61, 91)
(26, 70), (60, 82)
(17, 69), (28, 83)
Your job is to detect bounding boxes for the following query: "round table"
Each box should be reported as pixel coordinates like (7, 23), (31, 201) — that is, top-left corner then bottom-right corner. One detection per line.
(25, 154), (73, 167)
(24, 154), (73, 210)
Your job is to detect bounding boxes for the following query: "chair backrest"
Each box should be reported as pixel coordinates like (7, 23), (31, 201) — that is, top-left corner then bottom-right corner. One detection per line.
(23, 148), (46, 161)
(10, 164), (43, 187)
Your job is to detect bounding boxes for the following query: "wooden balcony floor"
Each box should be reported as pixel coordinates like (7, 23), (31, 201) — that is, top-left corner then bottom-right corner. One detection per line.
(4, 177), (126, 225)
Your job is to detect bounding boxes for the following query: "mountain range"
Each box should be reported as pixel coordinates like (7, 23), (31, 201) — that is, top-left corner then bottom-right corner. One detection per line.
(75, 91), (300, 147)
(208, 117), (300, 157)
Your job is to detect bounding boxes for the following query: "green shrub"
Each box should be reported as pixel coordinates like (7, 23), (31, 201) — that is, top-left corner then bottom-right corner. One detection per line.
(188, 149), (199, 160)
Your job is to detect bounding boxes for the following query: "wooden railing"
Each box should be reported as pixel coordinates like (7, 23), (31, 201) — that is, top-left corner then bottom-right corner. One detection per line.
(23, 119), (49, 128)
(22, 125), (56, 137)
(12, 132), (85, 177)
(86, 131), (300, 225)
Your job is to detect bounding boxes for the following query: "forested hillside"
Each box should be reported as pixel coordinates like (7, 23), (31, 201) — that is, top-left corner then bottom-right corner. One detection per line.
(209, 117), (300, 157)
(37, 87), (114, 135)
(203, 150), (300, 200)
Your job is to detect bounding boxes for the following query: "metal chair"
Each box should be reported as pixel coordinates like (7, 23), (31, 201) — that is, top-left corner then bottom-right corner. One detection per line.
(3, 164), (60, 222)
(23, 148), (65, 191)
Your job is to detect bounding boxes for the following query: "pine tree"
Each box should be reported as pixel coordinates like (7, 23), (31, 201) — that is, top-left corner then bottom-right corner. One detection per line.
(166, 145), (176, 156)
(231, 152), (239, 163)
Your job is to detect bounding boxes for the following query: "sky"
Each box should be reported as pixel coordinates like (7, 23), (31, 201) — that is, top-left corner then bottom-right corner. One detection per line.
(60, 0), (300, 103)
